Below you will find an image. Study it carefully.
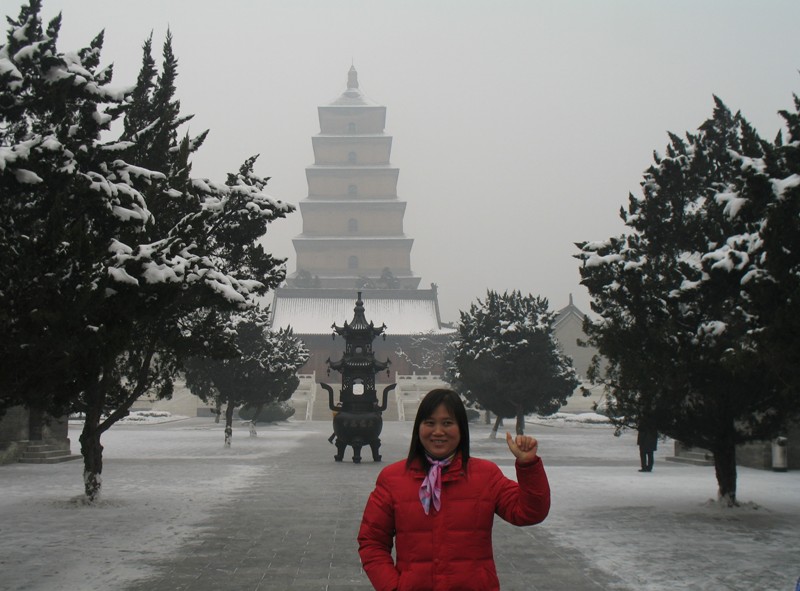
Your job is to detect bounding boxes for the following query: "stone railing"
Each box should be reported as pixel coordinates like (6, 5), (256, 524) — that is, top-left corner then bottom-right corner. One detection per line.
(290, 372), (318, 421)
(394, 373), (449, 421)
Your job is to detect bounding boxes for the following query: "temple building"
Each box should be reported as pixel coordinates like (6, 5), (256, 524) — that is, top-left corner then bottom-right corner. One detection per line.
(270, 67), (454, 392)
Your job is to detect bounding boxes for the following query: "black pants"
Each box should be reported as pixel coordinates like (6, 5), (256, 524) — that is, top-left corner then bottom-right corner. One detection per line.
(639, 447), (654, 471)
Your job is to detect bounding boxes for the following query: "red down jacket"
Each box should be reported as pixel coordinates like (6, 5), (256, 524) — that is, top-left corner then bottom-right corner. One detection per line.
(357, 454), (550, 591)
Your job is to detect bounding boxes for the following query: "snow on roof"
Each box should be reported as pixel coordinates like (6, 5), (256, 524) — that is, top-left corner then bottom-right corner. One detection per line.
(326, 87), (379, 107)
(270, 288), (454, 336)
(554, 294), (586, 329)
(324, 66), (380, 106)
(292, 235), (411, 241)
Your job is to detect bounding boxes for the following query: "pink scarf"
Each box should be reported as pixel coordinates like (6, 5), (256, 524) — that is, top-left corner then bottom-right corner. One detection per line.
(419, 454), (453, 515)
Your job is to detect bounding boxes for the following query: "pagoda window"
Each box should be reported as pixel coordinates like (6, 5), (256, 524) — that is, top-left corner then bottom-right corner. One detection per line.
(348, 122), (356, 133)
(348, 218), (359, 233)
(348, 151), (357, 164)
(348, 184), (358, 196)
(348, 255), (359, 269)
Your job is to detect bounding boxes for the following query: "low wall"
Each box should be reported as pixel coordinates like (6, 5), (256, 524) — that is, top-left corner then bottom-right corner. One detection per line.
(394, 374), (449, 421)
(737, 422), (799, 471)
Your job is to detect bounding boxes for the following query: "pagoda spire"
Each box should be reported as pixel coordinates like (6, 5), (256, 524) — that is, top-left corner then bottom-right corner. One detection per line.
(347, 65), (359, 90)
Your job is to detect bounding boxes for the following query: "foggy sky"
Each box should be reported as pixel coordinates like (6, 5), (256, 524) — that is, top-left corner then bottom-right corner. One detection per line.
(30, 0), (800, 322)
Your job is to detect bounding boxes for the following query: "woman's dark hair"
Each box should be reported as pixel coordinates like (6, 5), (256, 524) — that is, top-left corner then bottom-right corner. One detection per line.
(406, 388), (470, 471)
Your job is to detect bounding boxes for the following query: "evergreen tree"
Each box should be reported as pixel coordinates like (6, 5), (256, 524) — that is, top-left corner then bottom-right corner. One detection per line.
(394, 331), (455, 374)
(70, 28), (293, 501)
(745, 94), (800, 408)
(379, 267), (400, 288)
(0, 1), (155, 425)
(184, 308), (309, 446)
(576, 97), (789, 505)
(1, 2), (295, 501)
(450, 290), (579, 435)
(119, 30), (206, 234)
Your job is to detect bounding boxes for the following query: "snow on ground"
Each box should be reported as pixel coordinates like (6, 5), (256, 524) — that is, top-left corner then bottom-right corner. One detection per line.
(477, 416), (800, 591)
(68, 410), (190, 425)
(0, 419), (312, 591)
(1, 414), (798, 591)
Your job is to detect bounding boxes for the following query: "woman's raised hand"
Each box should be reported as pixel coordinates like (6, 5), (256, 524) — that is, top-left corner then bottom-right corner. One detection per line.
(506, 432), (539, 464)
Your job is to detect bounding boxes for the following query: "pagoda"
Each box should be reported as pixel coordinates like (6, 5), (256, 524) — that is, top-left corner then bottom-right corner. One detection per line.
(271, 68), (455, 405)
(290, 65), (420, 289)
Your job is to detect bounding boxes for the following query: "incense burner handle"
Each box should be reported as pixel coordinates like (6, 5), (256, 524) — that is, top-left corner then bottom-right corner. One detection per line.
(321, 382), (337, 411)
(380, 383), (396, 412)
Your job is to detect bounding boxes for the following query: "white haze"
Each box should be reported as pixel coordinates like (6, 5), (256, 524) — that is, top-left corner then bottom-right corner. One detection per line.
(35, 0), (800, 322)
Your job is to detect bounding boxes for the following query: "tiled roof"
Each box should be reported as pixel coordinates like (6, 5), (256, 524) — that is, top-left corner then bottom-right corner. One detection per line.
(270, 288), (454, 336)
(554, 295), (586, 329)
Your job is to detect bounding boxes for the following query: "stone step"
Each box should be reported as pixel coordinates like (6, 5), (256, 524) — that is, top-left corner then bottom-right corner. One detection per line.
(21, 448), (70, 459)
(18, 454), (82, 464)
(665, 452), (714, 466)
(18, 443), (81, 464)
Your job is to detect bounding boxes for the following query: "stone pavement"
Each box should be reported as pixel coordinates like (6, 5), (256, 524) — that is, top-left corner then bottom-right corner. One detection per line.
(124, 421), (629, 591)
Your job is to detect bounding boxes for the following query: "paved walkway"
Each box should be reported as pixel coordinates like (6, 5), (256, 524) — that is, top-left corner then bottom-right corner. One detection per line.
(124, 421), (629, 591)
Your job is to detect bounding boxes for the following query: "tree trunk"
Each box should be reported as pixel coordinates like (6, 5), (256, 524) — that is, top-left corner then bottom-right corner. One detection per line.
(490, 415), (503, 439)
(224, 402), (235, 447)
(77, 330), (159, 502)
(28, 407), (44, 441)
(713, 443), (738, 506)
(79, 406), (104, 503)
(248, 402), (264, 438)
(515, 407), (525, 435)
(255, 403), (266, 422)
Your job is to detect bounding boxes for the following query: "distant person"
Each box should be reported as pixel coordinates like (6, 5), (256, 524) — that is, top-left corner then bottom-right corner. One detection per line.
(358, 388), (550, 591)
(637, 423), (658, 472)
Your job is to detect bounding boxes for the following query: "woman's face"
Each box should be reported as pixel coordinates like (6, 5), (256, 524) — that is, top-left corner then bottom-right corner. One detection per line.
(419, 403), (461, 459)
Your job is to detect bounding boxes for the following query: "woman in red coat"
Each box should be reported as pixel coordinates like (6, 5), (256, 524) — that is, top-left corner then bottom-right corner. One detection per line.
(358, 389), (550, 591)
